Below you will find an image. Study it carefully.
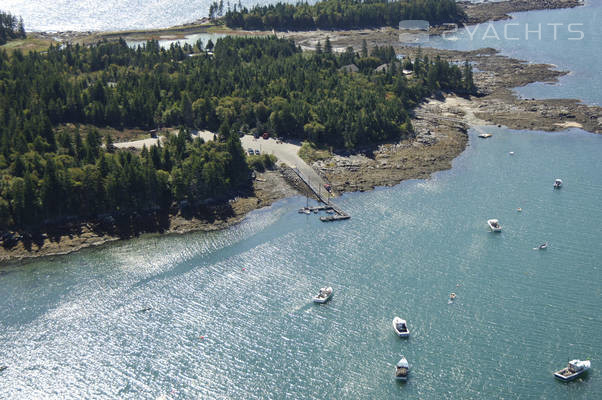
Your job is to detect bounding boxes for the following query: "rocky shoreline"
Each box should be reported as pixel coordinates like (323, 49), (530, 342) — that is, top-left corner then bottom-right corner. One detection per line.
(27, 0), (584, 46)
(0, 169), (298, 264)
(3, 0), (599, 264)
(460, 0), (583, 25)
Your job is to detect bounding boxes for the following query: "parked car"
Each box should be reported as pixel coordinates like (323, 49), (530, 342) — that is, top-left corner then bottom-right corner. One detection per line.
(254, 149), (261, 155)
(248, 148), (254, 155)
(262, 132), (270, 139)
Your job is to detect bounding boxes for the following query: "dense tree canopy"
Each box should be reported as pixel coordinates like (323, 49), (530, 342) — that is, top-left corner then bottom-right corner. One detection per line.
(0, 10), (26, 45)
(222, 0), (465, 31)
(0, 36), (475, 230)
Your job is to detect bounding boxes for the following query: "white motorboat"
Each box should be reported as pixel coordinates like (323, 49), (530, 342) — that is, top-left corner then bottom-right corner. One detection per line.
(395, 356), (410, 381)
(554, 179), (563, 189)
(313, 287), (333, 303)
(487, 219), (502, 232)
(478, 133), (492, 138)
(554, 359), (590, 381)
(392, 317), (410, 338)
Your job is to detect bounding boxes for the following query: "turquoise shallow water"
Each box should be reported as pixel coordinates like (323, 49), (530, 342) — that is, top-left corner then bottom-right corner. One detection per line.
(1, 128), (600, 398)
(427, 0), (602, 105)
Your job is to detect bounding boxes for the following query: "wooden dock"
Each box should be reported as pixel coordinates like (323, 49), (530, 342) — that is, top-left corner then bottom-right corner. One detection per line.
(292, 168), (350, 222)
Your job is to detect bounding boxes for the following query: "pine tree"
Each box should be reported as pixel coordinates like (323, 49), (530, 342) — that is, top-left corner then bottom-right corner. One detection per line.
(361, 39), (368, 58)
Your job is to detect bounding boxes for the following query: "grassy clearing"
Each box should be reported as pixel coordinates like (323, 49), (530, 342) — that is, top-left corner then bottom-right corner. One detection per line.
(298, 141), (332, 164)
(1, 37), (54, 54)
(56, 124), (151, 142)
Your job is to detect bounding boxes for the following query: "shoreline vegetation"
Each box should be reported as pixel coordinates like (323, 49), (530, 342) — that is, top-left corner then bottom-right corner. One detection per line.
(1, 0), (599, 264)
(220, 0), (465, 31)
(0, 32), (476, 263)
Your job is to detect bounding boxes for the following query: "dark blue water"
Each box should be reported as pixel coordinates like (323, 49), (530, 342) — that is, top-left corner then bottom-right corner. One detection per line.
(1, 128), (600, 398)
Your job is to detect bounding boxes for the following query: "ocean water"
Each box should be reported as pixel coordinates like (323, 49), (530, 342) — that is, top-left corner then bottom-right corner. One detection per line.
(1, 128), (600, 399)
(1, 0), (311, 32)
(3, 0), (510, 32)
(427, 0), (602, 105)
(1, 1), (601, 398)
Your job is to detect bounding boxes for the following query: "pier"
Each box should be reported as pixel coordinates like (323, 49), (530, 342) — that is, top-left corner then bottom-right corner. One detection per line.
(292, 168), (350, 222)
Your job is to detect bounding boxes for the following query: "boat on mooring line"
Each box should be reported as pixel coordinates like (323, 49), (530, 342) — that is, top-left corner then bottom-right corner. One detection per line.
(392, 317), (410, 338)
(553, 359), (590, 381)
(313, 287), (333, 304)
(395, 356), (410, 381)
(554, 179), (563, 189)
(487, 219), (502, 232)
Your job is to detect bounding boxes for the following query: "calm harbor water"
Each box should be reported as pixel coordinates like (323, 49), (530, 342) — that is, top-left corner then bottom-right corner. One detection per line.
(2, 0), (514, 32)
(427, 0), (602, 105)
(1, 1), (601, 399)
(1, 0), (302, 32)
(1, 128), (600, 398)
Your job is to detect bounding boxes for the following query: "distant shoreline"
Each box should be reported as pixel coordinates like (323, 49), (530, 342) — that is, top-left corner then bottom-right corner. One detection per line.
(26, 0), (584, 46)
(2, 0), (598, 265)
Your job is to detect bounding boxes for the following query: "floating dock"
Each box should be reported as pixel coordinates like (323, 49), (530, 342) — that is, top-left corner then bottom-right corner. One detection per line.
(292, 168), (350, 222)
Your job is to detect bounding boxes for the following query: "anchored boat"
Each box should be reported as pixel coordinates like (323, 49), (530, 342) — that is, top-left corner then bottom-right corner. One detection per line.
(395, 356), (410, 381)
(313, 287), (333, 304)
(487, 219), (502, 232)
(554, 359), (590, 381)
(554, 179), (563, 189)
(392, 317), (410, 338)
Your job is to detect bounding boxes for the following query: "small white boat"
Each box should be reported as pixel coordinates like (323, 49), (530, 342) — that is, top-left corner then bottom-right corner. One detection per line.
(554, 359), (590, 381)
(478, 133), (492, 138)
(313, 287), (333, 303)
(533, 242), (548, 250)
(554, 179), (563, 189)
(395, 356), (410, 381)
(392, 317), (410, 338)
(487, 219), (502, 232)
(509, 151), (515, 155)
